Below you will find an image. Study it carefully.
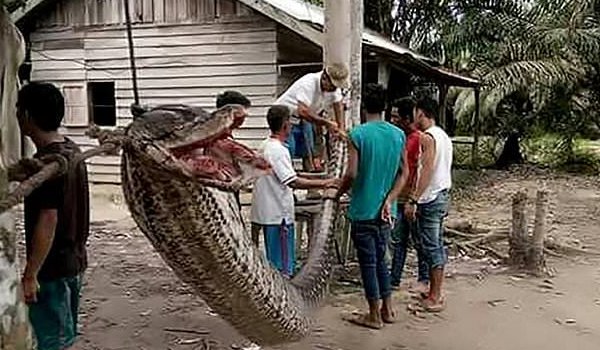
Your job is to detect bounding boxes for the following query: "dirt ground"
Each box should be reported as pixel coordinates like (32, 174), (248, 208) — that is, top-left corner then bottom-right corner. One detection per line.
(14, 168), (600, 350)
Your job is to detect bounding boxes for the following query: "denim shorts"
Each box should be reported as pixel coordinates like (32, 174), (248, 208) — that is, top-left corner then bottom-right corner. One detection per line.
(417, 190), (450, 269)
(29, 274), (83, 350)
(390, 209), (429, 286)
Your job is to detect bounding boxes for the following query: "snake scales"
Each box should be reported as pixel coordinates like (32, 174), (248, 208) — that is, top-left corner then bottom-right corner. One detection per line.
(118, 103), (347, 346)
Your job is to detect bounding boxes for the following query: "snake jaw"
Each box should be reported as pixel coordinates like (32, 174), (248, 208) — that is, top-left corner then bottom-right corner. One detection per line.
(129, 104), (270, 191)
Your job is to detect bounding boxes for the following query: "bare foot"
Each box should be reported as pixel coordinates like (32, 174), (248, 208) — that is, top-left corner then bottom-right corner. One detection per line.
(381, 308), (397, 324)
(413, 281), (430, 294)
(408, 281), (429, 297)
(345, 313), (383, 330)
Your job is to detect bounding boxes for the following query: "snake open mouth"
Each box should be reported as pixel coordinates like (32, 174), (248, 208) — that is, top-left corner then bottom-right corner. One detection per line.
(168, 128), (271, 186)
(129, 103), (271, 191)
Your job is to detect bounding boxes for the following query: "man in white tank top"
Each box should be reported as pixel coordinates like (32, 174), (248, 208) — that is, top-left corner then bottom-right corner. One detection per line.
(383, 96), (452, 312)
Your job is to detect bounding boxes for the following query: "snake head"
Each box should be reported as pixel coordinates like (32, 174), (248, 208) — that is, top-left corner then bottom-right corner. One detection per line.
(126, 104), (271, 191)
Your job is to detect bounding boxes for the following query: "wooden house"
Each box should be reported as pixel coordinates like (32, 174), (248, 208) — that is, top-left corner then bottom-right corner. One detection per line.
(12, 0), (479, 184)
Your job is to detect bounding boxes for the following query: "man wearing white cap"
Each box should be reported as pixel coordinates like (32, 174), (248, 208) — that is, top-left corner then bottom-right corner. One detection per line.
(275, 63), (349, 172)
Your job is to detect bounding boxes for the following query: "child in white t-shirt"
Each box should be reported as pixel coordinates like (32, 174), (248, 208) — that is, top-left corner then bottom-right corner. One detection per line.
(250, 105), (338, 277)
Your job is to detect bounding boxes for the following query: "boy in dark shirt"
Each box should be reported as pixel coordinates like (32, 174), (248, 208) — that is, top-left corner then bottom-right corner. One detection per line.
(16, 82), (90, 350)
(214, 91), (261, 246)
(215, 90), (252, 212)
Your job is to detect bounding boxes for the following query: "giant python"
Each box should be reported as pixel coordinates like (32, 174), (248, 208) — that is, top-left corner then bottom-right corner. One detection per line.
(119, 103), (347, 346)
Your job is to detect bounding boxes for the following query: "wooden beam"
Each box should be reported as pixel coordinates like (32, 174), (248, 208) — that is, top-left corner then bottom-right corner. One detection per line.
(349, 0), (362, 127)
(438, 84), (448, 130)
(472, 87), (481, 168)
(324, 0), (361, 128)
(324, 1), (350, 64)
(377, 58), (391, 89)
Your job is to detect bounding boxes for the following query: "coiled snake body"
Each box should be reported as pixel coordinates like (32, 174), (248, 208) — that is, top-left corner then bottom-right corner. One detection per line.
(119, 104), (346, 345)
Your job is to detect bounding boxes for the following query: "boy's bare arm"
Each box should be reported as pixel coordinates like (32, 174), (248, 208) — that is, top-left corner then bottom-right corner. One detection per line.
(410, 133), (435, 201)
(332, 101), (345, 131)
(297, 172), (328, 179)
(385, 147), (410, 202)
(289, 176), (338, 190)
(24, 209), (58, 280)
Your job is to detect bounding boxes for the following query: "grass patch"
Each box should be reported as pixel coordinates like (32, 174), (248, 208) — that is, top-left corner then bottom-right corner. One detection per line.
(451, 134), (600, 174)
(523, 135), (600, 174)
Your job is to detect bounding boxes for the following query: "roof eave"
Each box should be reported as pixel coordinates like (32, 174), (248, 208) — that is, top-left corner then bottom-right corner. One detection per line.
(9, 0), (48, 23)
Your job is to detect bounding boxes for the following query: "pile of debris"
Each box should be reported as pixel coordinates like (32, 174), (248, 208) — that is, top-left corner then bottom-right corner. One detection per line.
(444, 188), (600, 275)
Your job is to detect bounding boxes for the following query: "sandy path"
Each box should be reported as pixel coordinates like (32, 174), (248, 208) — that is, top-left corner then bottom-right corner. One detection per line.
(13, 170), (600, 350)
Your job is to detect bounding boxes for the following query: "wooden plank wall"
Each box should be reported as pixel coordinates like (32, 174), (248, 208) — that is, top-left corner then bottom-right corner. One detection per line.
(38, 0), (247, 27)
(29, 0), (277, 183)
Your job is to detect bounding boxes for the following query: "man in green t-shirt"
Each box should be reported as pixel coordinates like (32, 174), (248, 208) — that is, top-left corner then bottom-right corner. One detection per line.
(333, 84), (409, 329)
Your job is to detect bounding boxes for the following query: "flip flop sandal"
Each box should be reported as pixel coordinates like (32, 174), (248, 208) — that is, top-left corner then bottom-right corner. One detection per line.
(421, 297), (446, 313)
(344, 313), (383, 330)
(407, 291), (428, 301)
(407, 302), (424, 312)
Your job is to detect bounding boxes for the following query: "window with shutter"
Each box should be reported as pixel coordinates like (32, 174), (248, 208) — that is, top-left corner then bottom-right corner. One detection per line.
(88, 82), (116, 127)
(62, 85), (88, 126)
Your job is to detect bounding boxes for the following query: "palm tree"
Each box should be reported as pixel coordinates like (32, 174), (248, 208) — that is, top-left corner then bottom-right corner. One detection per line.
(449, 0), (600, 166)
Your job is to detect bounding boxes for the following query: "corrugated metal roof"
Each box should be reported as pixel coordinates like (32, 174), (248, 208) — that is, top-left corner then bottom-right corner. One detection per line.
(260, 0), (438, 64)
(262, 0), (324, 24)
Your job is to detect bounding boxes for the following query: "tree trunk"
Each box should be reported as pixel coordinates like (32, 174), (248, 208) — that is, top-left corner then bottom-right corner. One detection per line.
(0, 6), (34, 349)
(324, 0), (363, 128)
(509, 191), (528, 268)
(527, 189), (548, 274)
(494, 132), (524, 169)
(350, 0), (362, 128)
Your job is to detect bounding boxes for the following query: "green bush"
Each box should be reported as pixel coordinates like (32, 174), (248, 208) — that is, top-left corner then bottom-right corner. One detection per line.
(450, 134), (599, 174)
(522, 136), (600, 174)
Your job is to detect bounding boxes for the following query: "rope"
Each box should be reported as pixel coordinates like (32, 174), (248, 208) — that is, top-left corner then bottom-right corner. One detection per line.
(0, 131), (123, 214)
(0, 156), (67, 214)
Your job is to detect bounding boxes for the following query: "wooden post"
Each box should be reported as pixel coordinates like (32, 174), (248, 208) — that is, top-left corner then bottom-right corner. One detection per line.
(527, 189), (548, 273)
(0, 6), (34, 349)
(471, 87), (481, 168)
(377, 58), (390, 89)
(438, 84), (448, 130)
(324, 0), (362, 128)
(509, 191), (528, 268)
(349, 0), (363, 127)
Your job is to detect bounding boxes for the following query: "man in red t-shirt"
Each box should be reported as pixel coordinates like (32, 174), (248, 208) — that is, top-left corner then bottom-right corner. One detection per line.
(389, 97), (429, 293)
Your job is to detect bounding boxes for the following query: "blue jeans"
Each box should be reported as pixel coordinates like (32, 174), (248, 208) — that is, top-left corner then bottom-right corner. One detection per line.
(390, 210), (429, 286)
(417, 190), (450, 269)
(286, 121), (314, 158)
(29, 274), (83, 350)
(261, 221), (296, 277)
(351, 219), (392, 301)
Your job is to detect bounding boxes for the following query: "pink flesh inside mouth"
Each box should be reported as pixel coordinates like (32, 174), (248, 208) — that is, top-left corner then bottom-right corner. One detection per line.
(168, 130), (271, 183)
